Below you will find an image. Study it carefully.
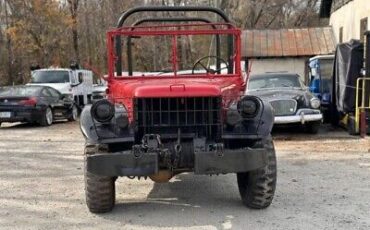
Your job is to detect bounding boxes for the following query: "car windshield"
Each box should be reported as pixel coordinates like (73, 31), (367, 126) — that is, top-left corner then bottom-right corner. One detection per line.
(0, 86), (41, 97)
(31, 70), (70, 83)
(248, 74), (302, 91)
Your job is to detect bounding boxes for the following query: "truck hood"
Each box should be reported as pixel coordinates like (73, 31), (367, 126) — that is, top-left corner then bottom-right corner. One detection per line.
(111, 77), (242, 98)
(27, 83), (71, 94)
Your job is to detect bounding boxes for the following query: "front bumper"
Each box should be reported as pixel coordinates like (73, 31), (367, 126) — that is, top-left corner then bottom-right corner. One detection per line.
(86, 147), (268, 177)
(0, 107), (43, 123)
(274, 109), (323, 124)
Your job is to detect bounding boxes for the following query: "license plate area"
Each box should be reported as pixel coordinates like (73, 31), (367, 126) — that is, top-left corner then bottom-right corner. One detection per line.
(0, 112), (11, 118)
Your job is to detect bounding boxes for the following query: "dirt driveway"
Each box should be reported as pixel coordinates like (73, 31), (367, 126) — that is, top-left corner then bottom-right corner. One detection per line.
(0, 122), (369, 230)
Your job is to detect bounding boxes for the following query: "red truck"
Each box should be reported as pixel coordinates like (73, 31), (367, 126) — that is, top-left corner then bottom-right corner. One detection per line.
(80, 6), (276, 213)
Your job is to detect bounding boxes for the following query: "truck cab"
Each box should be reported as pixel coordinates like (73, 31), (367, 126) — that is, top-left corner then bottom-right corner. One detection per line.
(29, 68), (93, 108)
(308, 55), (334, 121)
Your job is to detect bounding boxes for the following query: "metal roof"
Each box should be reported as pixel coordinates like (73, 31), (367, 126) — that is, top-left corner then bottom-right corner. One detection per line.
(241, 27), (336, 58)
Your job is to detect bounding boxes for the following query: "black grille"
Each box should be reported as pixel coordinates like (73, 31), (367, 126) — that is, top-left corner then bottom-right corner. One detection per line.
(134, 97), (222, 139)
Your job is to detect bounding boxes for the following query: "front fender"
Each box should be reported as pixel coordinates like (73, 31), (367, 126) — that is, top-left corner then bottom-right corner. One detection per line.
(80, 104), (134, 145)
(79, 105), (99, 144)
(256, 98), (274, 137)
(223, 96), (274, 139)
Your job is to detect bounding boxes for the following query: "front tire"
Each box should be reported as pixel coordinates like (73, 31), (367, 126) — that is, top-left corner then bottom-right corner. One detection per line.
(40, 107), (53, 126)
(305, 121), (321, 134)
(68, 104), (78, 121)
(84, 146), (115, 213)
(237, 136), (277, 209)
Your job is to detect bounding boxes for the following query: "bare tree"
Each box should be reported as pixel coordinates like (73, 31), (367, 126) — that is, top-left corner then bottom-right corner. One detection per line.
(67, 0), (80, 63)
(3, 0), (14, 84)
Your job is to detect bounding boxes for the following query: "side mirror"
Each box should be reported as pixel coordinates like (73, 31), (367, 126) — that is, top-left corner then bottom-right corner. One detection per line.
(78, 73), (84, 83)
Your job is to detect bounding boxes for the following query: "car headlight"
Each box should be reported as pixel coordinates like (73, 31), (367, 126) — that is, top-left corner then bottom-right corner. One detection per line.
(91, 99), (115, 123)
(238, 97), (259, 118)
(63, 94), (74, 100)
(310, 98), (321, 109)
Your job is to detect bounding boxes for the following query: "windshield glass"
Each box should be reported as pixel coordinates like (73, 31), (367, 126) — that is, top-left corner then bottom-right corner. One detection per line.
(31, 70), (70, 83)
(0, 86), (41, 97)
(123, 34), (231, 76)
(248, 75), (302, 91)
(319, 59), (334, 80)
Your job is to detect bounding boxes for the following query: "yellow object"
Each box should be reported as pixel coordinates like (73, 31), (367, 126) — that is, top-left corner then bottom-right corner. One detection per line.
(340, 114), (348, 126)
(149, 170), (173, 183)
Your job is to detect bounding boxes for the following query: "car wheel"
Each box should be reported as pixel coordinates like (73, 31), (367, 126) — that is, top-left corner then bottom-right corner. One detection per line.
(84, 146), (115, 213)
(68, 104), (78, 121)
(305, 121), (320, 134)
(40, 107), (53, 126)
(237, 136), (277, 209)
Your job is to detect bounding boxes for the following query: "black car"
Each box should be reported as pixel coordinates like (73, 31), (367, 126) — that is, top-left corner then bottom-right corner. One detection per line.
(246, 73), (323, 133)
(0, 85), (78, 127)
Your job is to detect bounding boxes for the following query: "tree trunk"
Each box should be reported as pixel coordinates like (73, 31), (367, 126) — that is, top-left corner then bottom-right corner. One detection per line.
(4, 1), (14, 85)
(68, 0), (80, 63)
(83, 0), (92, 65)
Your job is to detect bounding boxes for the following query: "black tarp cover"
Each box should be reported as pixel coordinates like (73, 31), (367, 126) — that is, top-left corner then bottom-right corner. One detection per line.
(332, 40), (364, 113)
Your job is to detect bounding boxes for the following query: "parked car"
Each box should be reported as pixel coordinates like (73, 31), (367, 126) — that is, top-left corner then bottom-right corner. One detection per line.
(0, 85), (78, 127)
(246, 73), (323, 133)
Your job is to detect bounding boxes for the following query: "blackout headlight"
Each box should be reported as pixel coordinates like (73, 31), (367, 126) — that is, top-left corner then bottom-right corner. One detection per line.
(310, 98), (321, 109)
(91, 99), (115, 123)
(115, 103), (129, 128)
(238, 96), (259, 118)
(226, 109), (242, 126)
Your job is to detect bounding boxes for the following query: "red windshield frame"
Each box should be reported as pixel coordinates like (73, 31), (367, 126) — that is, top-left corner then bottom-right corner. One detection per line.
(106, 23), (242, 80)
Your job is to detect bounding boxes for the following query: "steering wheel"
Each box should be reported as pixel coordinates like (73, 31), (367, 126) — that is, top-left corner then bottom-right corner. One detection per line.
(191, 56), (229, 74)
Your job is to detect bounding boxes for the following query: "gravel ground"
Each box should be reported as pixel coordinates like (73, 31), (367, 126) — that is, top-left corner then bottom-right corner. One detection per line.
(0, 121), (369, 230)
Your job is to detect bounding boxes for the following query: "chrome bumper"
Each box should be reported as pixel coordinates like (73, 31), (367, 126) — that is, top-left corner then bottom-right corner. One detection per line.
(274, 109), (323, 124)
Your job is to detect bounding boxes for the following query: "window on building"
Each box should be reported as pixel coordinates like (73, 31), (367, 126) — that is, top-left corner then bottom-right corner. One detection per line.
(339, 27), (343, 43)
(360, 17), (368, 42)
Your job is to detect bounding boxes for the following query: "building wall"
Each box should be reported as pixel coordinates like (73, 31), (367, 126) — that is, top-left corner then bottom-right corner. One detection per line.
(248, 58), (308, 82)
(330, 0), (370, 43)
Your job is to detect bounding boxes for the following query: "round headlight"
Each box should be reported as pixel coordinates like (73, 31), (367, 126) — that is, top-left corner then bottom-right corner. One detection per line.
(91, 99), (115, 123)
(238, 97), (259, 118)
(115, 104), (129, 128)
(310, 98), (321, 109)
